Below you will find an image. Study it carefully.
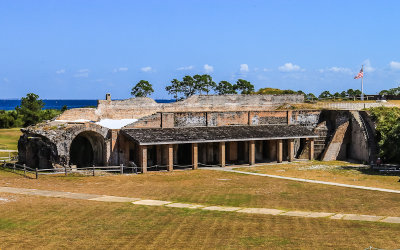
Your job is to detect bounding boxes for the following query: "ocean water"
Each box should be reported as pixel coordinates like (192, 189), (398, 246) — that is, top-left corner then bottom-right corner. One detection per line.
(0, 99), (175, 111)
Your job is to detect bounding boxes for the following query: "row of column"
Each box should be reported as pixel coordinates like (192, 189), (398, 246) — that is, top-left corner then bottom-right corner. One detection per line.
(139, 138), (314, 173)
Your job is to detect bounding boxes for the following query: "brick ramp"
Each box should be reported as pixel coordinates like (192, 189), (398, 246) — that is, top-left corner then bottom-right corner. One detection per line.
(1, 186), (400, 224)
(321, 121), (349, 161)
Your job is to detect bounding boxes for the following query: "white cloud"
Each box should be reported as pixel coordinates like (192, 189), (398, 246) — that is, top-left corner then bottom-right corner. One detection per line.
(204, 64), (214, 73)
(177, 65), (194, 70)
(56, 69), (65, 74)
(74, 69), (89, 78)
(390, 61), (400, 70)
(320, 67), (352, 74)
(363, 59), (375, 72)
(113, 67), (128, 73)
(278, 63), (303, 72)
(240, 64), (249, 73)
(141, 66), (152, 72)
(3, 78), (9, 83)
(263, 68), (271, 72)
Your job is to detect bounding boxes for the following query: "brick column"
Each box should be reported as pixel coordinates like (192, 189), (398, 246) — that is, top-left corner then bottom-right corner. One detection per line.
(167, 144), (174, 171)
(109, 129), (119, 166)
(139, 145), (147, 173)
(276, 139), (283, 163)
(192, 143), (198, 169)
(219, 142), (226, 167)
(156, 145), (162, 166)
(287, 110), (292, 124)
(309, 138), (314, 160)
(288, 139), (294, 162)
(249, 140), (255, 165)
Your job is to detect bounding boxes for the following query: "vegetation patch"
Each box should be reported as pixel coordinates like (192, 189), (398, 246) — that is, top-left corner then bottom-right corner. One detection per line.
(369, 106), (400, 163)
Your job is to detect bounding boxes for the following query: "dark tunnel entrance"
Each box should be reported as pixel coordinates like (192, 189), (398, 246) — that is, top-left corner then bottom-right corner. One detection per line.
(69, 131), (105, 167)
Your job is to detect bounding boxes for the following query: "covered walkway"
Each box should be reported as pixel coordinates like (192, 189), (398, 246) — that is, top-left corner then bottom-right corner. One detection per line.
(122, 125), (318, 173)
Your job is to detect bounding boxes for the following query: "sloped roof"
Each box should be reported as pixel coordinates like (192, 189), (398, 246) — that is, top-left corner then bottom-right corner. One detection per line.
(122, 125), (317, 145)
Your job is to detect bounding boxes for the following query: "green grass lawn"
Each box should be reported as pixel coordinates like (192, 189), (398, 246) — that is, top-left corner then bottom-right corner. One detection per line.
(235, 160), (400, 191)
(0, 194), (399, 249)
(1, 168), (400, 217)
(0, 128), (21, 158)
(1, 166), (400, 248)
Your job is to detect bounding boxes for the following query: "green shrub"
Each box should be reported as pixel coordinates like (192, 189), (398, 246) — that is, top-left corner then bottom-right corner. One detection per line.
(369, 107), (400, 163)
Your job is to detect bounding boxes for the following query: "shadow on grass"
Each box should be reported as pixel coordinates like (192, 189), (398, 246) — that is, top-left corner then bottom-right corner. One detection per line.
(337, 165), (400, 177)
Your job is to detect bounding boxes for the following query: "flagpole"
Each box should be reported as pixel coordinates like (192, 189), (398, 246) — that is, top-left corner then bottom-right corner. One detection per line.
(361, 65), (364, 101)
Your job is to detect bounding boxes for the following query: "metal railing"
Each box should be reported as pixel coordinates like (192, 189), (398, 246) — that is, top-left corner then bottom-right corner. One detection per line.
(0, 160), (139, 179)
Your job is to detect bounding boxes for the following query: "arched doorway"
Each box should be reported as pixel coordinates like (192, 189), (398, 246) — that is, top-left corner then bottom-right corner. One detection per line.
(70, 131), (105, 167)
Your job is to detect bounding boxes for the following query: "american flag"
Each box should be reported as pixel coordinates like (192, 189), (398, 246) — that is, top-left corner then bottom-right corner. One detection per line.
(354, 68), (363, 79)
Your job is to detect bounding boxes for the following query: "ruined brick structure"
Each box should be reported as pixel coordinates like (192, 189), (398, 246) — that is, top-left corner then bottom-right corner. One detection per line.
(18, 94), (377, 171)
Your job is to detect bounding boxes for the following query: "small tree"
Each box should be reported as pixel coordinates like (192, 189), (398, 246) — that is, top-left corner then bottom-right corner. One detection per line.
(234, 79), (254, 94)
(306, 93), (316, 100)
(346, 89), (355, 98)
(131, 80), (154, 97)
(181, 75), (196, 98)
(165, 79), (182, 101)
(318, 91), (332, 99)
(193, 74), (216, 95)
(193, 74), (206, 94)
(16, 93), (44, 127)
(215, 81), (237, 95)
(354, 89), (362, 97)
(379, 90), (389, 96)
(61, 105), (68, 112)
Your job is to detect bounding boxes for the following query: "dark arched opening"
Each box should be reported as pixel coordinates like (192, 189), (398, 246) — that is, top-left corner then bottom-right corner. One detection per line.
(70, 131), (104, 167)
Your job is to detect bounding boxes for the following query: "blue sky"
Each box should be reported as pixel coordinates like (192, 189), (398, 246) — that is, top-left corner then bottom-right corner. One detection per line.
(1, 0), (400, 99)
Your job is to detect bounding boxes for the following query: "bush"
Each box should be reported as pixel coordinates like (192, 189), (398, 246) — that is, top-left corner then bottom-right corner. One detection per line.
(369, 107), (400, 163)
(0, 93), (63, 129)
(0, 111), (16, 128)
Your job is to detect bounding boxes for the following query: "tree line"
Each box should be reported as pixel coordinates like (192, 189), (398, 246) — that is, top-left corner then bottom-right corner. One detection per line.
(0, 93), (64, 129)
(131, 75), (255, 100)
(130, 74), (379, 101)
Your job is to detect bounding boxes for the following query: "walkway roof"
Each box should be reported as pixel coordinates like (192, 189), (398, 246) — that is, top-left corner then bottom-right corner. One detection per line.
(122, 125), (318, 145)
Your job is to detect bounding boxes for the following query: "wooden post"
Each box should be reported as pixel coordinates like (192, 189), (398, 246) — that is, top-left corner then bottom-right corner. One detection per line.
(92, 165), (95, 176)
(167, 144), (173, 172)
(120, 164), (124, 174)
(139, 145), (148, 173)
(35, 168), (38, 179)
(249, 140), (255, 165)
(23, 164), (26, 176)
(13, 163), (16, 172)
(288, 139), (294, 162)
(65, 165), (67, 176)
(276, 139), (283, 163)
(309, 138), (315, 160)
(219, 142), (226, 167)
(192, 143), (198, 170)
